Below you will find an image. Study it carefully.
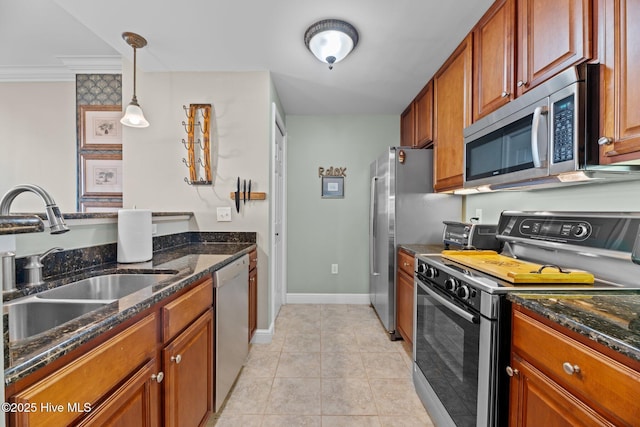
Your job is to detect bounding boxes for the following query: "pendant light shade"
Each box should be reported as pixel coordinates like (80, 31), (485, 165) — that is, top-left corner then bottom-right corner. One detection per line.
(304, 19), (359, 70)
(121, 32), (149, 128)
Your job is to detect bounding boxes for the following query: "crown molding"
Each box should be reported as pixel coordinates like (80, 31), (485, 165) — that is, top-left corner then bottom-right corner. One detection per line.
(0, 56), (122, 82)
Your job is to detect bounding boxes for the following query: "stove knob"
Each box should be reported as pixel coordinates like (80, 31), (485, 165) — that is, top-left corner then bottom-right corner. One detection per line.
(444, 278), (458, 292)
(425, 267), (438, 279)
(456, 285), (471, 300)
(417, 263), (428, 275)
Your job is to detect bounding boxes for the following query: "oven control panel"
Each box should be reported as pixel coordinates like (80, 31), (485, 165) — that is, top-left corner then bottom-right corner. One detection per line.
(497, 212), (640, 252)
(519, 219), (592, 241)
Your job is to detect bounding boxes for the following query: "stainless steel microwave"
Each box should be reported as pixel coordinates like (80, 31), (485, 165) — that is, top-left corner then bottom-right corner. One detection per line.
(463, 64), (640, 191)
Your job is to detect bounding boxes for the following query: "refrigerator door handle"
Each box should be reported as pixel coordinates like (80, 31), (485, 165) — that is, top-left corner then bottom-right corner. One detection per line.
(369, 176), (379, 276)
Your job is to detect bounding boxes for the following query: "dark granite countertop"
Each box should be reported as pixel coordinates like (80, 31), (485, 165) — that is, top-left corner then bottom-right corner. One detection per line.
(508, 292), (640, 363)
(398, 244), (446, 256)
(3, 241), (254, 386)
(0, 216), (44, 235)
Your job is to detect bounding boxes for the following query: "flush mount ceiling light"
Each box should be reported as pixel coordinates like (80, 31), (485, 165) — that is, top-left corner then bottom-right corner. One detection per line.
(304, 19), (359, 70)
(120, 31), (149, 128)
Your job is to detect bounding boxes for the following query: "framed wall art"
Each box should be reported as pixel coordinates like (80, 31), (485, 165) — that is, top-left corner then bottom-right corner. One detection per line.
(81, 153), (123, 197)
(80, 105), (123, 150)
(321, 176), (344, 198)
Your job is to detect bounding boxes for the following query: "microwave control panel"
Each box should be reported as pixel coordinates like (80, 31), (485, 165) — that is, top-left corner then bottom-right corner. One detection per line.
(553, 95), (575, 163)
(552, 95), (575, 163)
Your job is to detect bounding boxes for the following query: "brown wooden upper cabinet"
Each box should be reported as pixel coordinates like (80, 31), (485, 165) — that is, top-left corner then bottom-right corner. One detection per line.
(598, 0), (640, 164)
(400, 103), (416, 147)
(400, 81), (434, 148)
(473, 0), (592, 121)
(433, 35), (473, 192)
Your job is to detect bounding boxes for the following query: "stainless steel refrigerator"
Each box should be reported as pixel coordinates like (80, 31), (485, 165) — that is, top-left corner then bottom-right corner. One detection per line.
(369, 147), (461, 338)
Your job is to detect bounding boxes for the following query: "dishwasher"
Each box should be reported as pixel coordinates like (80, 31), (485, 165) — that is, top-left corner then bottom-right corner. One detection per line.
(213, 254), (249, 412)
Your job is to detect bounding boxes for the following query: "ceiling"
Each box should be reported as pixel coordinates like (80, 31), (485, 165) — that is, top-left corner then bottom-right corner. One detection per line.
(0, 0), (494, 115)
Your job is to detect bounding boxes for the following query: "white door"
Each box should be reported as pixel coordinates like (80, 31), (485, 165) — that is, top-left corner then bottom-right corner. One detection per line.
(270, 103), (286, 326)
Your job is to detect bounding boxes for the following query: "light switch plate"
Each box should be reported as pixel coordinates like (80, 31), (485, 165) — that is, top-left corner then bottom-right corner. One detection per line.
(217, 207), (232, 222)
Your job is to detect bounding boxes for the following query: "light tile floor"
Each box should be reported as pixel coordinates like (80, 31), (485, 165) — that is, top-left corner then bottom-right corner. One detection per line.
(207, 304), (434, 427)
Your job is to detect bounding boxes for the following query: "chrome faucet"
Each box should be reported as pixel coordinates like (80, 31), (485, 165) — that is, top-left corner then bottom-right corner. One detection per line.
(0, 184), (69, 234)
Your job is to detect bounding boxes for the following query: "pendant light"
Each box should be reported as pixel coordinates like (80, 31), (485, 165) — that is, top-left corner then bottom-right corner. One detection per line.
(120, 32), (149, 128)
(304, 19), (359, 70)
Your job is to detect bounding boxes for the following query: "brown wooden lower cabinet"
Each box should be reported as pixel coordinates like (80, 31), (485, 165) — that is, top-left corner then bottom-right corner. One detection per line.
(7, 276), (215, 427)
(508, 305), (640, 426)
(77, 359), (160, 427)
(162, 308), (214, 427)
(508, 355), (612, 426)
(396, 249), (415, 346)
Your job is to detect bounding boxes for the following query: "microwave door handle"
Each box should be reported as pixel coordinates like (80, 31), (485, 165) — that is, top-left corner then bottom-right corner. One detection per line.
(531, 105), (548, 168)
(416, 280), (479, 324)
(369, 176), (379, 276)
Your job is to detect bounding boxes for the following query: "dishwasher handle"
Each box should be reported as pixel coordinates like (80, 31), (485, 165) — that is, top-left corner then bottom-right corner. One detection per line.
(214, 254), (249, 287)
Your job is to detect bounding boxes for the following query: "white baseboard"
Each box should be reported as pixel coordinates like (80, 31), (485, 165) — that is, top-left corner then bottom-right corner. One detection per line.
(251, 321), (275, 344)
(286, 293), (370, 305)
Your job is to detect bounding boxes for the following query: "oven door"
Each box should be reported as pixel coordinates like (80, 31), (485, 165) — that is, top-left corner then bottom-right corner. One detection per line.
(413, 277), (492, 427)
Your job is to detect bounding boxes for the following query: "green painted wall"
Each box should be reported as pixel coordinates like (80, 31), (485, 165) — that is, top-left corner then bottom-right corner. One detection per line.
(286, 115), (399, 294)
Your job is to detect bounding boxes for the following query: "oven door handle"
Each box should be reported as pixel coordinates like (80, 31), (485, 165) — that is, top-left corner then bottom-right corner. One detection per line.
(416, 280), (479, 324)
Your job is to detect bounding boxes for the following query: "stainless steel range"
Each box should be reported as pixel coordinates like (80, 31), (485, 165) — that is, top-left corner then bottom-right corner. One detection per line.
(413, 211), (640, 427)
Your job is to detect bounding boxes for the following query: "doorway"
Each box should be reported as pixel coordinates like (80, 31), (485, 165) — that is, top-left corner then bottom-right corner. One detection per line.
(270, 103), (287, 330)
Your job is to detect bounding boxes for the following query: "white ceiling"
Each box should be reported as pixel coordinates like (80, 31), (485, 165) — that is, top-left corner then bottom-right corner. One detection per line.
(0, 0), (494, 115)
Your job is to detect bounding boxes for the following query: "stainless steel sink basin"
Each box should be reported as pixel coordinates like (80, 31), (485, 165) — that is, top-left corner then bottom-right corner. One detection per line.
(6, 300), (110, 341)
(36, 274), (175, 300)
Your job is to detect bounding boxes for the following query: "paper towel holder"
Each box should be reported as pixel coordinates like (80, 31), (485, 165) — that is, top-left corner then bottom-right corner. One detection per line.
(182, 104), (213, 186)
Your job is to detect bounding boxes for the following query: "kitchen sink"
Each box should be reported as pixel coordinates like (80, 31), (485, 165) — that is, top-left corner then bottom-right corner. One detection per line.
(6, 300), (111, 341)
(36, 273), (175, 300)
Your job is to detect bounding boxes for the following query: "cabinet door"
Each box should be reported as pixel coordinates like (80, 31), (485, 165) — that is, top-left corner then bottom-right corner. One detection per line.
(599, 0), (640, 163)
(9, 314), (158, 427)
(433, 34), (473, 192)
(249, 266), (257, 342)
(400, 103), (416, 147)
(508, 356), (612, 427)
(396, 269), (414, 346)
(517, 0), (591, 95)
(473, 0), (515, 121)
(77, 359), (161, 427)
(163, 308), (214, 427)
(415, 81), (434, 147)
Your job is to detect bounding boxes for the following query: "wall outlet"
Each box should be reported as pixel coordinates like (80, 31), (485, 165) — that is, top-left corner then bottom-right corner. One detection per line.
(151, 224), (158, 235)
(474, 209), (483, 224)
(216, 207), (232, 222)
(331, 264), (338, 274)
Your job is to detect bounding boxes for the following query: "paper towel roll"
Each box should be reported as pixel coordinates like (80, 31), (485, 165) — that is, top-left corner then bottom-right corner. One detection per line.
(117, 209), (152, 263)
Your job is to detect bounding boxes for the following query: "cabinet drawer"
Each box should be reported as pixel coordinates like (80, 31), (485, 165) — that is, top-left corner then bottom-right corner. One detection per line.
(512, 309), (640, 425)
(162, 277), (213, 342)
(397, 249), (414, 277)
(249, 249), (258, 271)
(10, 313), (158, 427)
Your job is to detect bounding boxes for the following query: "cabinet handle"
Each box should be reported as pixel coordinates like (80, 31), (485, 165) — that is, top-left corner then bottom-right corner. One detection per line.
(501, 91), (510, 98)
(562, 362), (580, 375)
(598, 136), (613, 146)
(151, 372), (164, 383)
(171, 354), (182, 364)
(517, 80), (527, 88)
(403, 262), (410, 267)
(506, 366), (519, 377)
